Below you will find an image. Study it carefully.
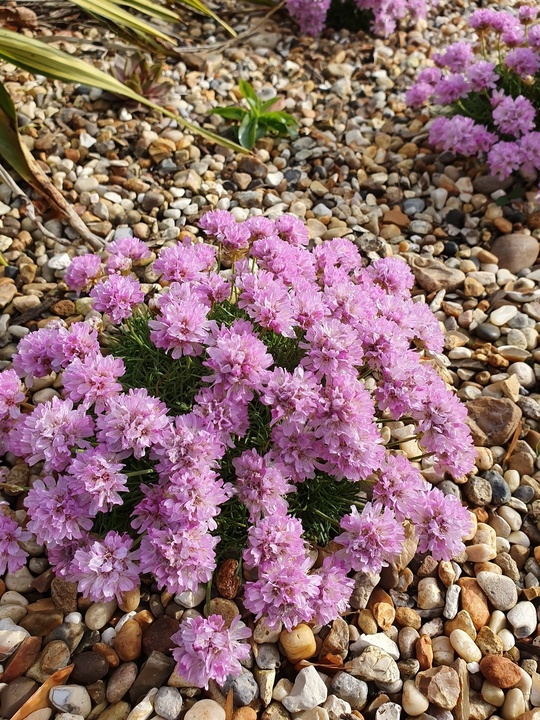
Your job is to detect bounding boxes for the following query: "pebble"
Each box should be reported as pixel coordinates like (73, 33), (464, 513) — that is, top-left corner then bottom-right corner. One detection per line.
(50, 686), (92, 718)
(282, 666), (327, 712)
(153, 687), (182, 720)
(184, 700), (225, 720)
(449, 629), (482, 663)
(507, 601), (537, 638)
(475, 572), (518, 611)
(330, 672), (367, 710)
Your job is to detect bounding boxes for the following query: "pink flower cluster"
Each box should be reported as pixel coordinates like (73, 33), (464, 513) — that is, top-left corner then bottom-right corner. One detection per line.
(1, 213), (475, 688)
(286, 0), (426, 36)
(407, 7), (540, 180)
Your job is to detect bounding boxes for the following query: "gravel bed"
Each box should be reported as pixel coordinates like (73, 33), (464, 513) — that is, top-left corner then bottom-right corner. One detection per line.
(2, 1), (540, 719)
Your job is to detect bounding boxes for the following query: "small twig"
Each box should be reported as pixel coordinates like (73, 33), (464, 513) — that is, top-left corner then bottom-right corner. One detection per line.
(0, 163), (59, 242)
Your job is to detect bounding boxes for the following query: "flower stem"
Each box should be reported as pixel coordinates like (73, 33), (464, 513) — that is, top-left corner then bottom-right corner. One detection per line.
(313, 508), (340, 528)
(125, 468), (155, 478)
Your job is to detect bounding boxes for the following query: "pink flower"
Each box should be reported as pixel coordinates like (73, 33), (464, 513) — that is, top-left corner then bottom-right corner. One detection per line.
(487, 141), (523, 179)
(312, 557), (355, 626)
(204, 319), (273, 399)
(243, 556), (321, 630)
(411, 489), (472, 561)
(506, 47), (540, 76)
(67, 447), (128, 514)
(243, 513), (306, 570)
(64, 254), (102, 294)
(466, 61), (499, 92)
(0, 508), (31, 574)
(233, 449), (292, 521)
(171, 614), (251, 689)
(335, 503), (405, 574)
(149, 283), (211, 358)
(72, 531), (139, 602)
(372, 452), (429, 521)
(0, 369), (25, 420)
(274, 214), (310, 246)
(492, 95), (536, 137)
(13, 396), (94, 472)
(24, 475), (93, 544)
(62, 354), (125, 413)
(90, 275), (145, 323)
(96, 388), (169, 459)
(153, 239), (216, 283)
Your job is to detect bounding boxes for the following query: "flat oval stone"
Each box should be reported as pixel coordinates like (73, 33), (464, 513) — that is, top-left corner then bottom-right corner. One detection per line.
(475, 572), (518, 611)
(491, 234), (539, 274)
(85, 600), (117, 631)
(0, 676), (39, 717)
(507, 601), (537, 638)
(106, 663), (138, 704)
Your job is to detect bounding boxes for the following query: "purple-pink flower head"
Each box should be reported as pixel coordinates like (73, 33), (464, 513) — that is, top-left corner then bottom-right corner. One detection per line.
(0, 369), (25, 420)
(139, 525), (218, 593)
(366, 256), (414, 296)
(61, 321), (101, 366)
(519, 5), (538, 23)
(153, 240), (217, 283)
(286, 0), (331, 35)
(243, 556), (321, 630)
(492, 94), (536, 138)
(72, 531), (140, 603)
(149, 283), (211, 359)
(64, 254), (102, 294)
(487, 141), (523, 180)
(505, 47), (540, 77)
(24, 474), (93, 544)
(233, 449), (293, 521)
(335, 502), (405, 574)
(417, 67), (443, 86)
(193, 385), (250, 447)
(164, 469), (232, 531)
(519, 132), (540, 173)
(152, 411), (223, 476)
(198, 209), (237, 242)
(411, 489), (472, 561)
(529, 25), (540, 49)
(96, 388), (169, 459)
(274, 214), (310, 246)
(466, 61), (499, 92)
(468, 8), (500, 31)
(433, 74), (470, 105)
(62, 354), (125, 413)
(260, 366), (322, 427)
(107, 235), (151, 262)
(90, 275), (144, 324)
(243, 512), (306, 571)
(171, 614), (251, 689)
(311, 556), (355, 626)
(372, 452), (429, 521)
(433, 42), (474, 73)
(204, 319), (273, 398)
(12, 396), (94, 472)
(67, 447), (128, 514)
(244, 216), (278, 243)
(301, 318), (363, 379)
(220, 223), (252, 253)
(237, 268), (296, 337)
(12, 323), (66, 380)
(405, 82), (433, 108)
(0, 507), (31, 575)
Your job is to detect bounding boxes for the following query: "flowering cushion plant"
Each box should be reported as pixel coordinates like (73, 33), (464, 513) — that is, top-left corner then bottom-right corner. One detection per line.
(286, 0), (428, 36)
(0, 212), (475, 689)
(407, 6), (540, 180)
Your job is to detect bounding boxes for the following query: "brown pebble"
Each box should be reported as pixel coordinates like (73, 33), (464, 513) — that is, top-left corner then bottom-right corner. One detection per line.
(207, 598), (240, 628)
(373, 602), (395, 631)
(479, 655), (522, 688)
(113, 619), (142, 662)
(1, 636), (42, 683)
(141, 615), (179, 657)
(93, 643), (120, 669)
(445, 611), (477, 640)
(118, 587), (141, 613)
(51, 299), (76, 317)
(216, 558), (240, 599)
(395, 607), (421, 630)
(416, 635), (433, 670)
(233, 709), (258, 720)
(457, 578), (490, 630)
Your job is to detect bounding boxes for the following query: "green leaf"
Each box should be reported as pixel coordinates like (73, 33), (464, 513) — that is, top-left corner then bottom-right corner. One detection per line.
(238, 78), (261, 113)
(168, 0), (236, 36)
(260, 97), (279, 112)
(108, 0), (181, 23)
(0, 28), (246, 152)
(209, 106), (247, 121)
(262, 110), (298, 127)
(68, 0), (176, 45)
(238, 114), (258, 150)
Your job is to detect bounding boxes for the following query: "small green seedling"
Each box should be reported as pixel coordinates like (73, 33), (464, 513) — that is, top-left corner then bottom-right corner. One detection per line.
(210, 79), (298, 150)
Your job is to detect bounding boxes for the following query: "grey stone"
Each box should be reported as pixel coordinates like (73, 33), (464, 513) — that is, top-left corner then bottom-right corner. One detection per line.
(221, 668), (259, 706)
(464, 476), (492, 506)
(154, 687), (182, 720)
(330, 672), (368, 710)
(484, 470), (511, 506)
(349, 572), (380, 610)
(347, 646), (400, 685)
(476, 572), (518, 611)
(255, 643), (281, 670)
(507, 601), (537, 638)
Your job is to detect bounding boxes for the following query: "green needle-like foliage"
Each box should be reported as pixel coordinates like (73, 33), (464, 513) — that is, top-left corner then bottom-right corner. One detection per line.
(107, 301), (366, 559)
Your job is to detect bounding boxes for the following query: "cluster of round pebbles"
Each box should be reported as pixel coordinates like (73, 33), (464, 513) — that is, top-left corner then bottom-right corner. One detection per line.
(2, 0), (540, 718)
